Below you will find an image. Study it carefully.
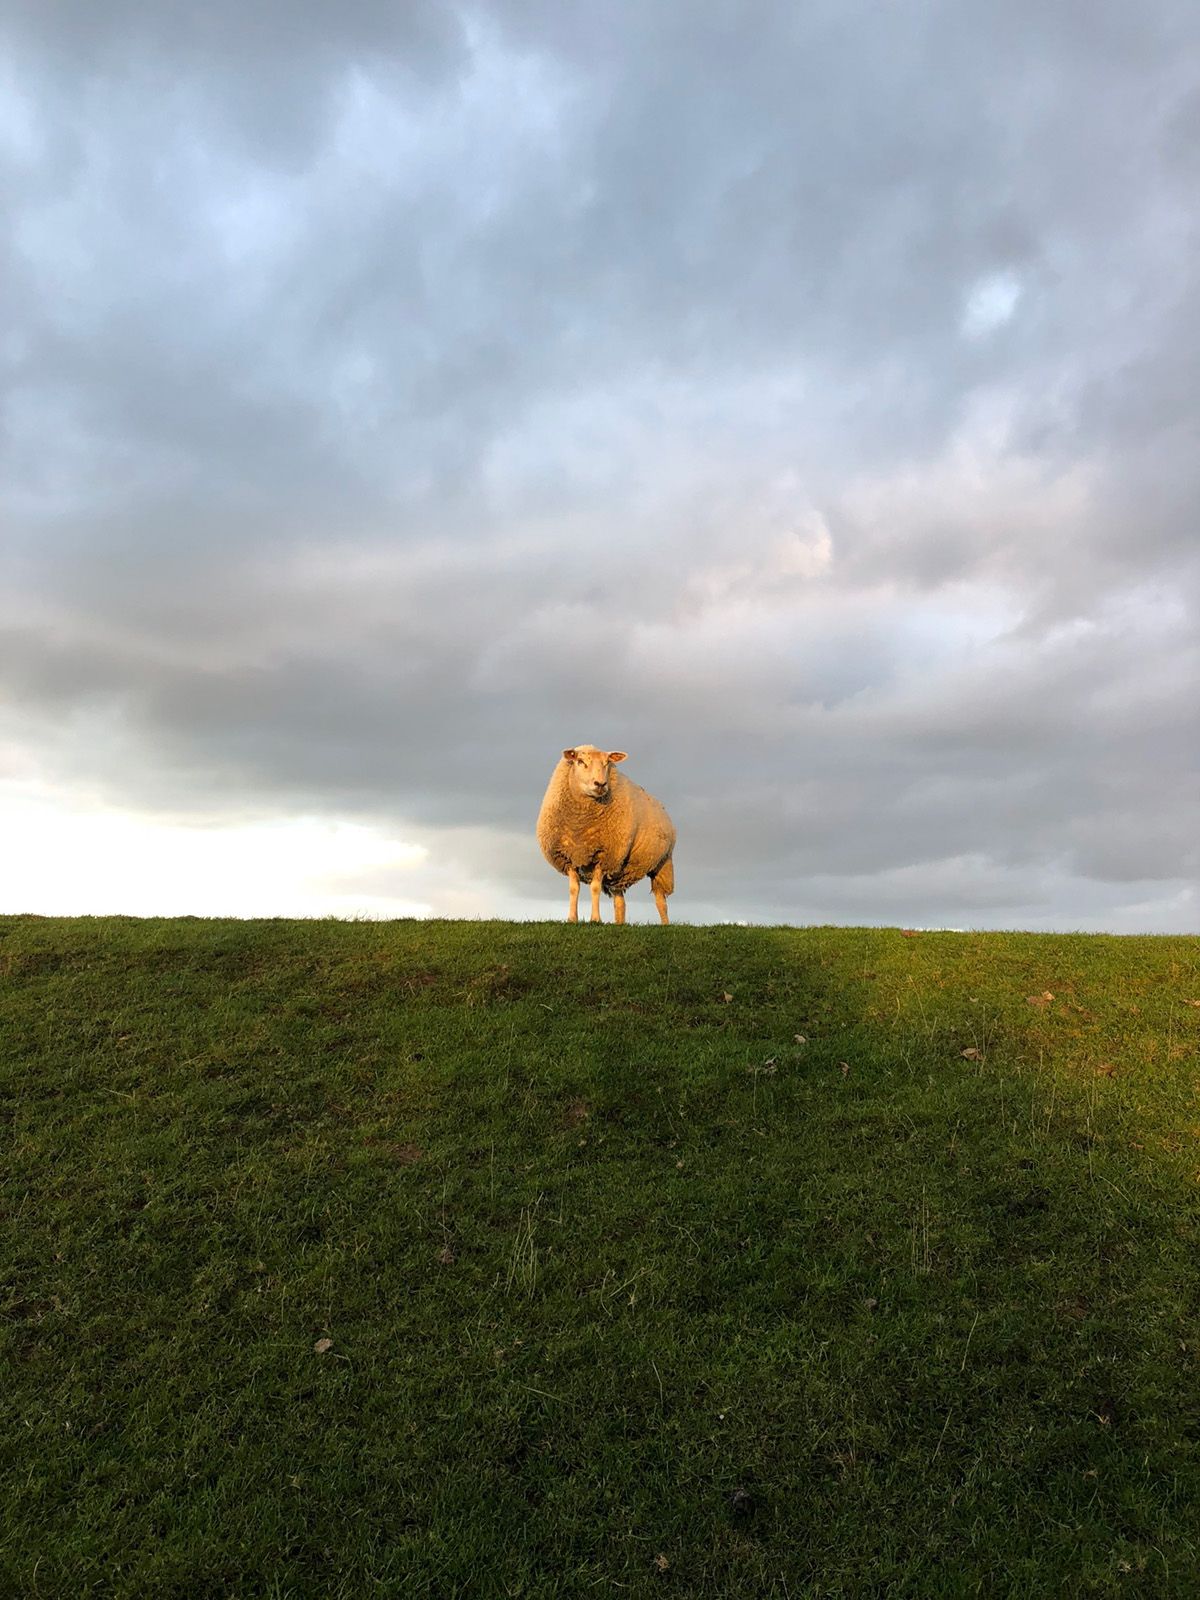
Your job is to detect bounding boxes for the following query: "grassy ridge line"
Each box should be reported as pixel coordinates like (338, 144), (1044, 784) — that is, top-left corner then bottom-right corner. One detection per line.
(2, 917), (1199, 1598)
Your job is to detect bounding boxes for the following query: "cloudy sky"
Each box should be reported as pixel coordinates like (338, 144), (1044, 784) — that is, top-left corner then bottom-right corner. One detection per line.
(2, 0), (1197, 928)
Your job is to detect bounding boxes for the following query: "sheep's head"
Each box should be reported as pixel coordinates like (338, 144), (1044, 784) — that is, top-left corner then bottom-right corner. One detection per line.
(562, 745), (626, 801)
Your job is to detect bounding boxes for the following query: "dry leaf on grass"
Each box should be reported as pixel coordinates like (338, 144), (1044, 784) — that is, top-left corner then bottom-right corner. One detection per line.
(437, 1246), (456, 1265)
(729, 1486), (755, 1518)
(721, 992), (734, 1004)
(363, 1138), (424, 1164)
(313, 1337), (333, 1355)
(960, 1047), (984, 1060)
(793, 1034), (808, 1045)
(562, 1099), (590, 1128)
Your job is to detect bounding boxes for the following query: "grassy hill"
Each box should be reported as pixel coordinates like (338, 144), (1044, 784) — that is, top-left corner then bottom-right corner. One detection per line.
(2, 916), (1199, 1597)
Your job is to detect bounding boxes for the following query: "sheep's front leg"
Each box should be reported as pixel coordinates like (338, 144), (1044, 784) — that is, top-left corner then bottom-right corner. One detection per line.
(590, 870), (602, 923)
(567, 867), (580, 923)
(613, 892), (626, 925)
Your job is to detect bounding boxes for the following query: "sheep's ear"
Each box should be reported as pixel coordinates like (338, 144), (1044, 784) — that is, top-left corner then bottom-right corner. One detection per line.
(607, 751), (627, 764)
(562, 748), (578, 762)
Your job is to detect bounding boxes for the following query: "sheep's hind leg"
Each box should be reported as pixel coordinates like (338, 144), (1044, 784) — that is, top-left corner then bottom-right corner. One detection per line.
(613, 891), (626, 925)
(567, 867), (580, 923)
(651, 857), (673, 926)
(590, 869), (602, 923)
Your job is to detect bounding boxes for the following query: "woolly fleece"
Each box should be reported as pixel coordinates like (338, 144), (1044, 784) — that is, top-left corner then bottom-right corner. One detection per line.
(536, 746), (676, 900)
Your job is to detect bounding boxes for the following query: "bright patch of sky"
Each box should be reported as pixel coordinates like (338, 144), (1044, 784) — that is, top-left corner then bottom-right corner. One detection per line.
(0, 784), (432, 918)
(961, 271), (1023, 338)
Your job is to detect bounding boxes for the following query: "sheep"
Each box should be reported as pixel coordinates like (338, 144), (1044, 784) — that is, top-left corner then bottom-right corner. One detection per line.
(536, 744), (676, 925)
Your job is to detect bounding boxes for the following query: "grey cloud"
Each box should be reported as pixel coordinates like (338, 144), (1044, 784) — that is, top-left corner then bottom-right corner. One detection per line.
(3, 0), (468, 169)
(1, 0), (1197, 929)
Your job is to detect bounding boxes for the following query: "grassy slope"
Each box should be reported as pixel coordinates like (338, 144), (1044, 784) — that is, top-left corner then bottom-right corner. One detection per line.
(2, 916), (1199, 1598)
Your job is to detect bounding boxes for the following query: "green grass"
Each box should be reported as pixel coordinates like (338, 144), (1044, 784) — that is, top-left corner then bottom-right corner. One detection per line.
(2, 916), (1199, 1598)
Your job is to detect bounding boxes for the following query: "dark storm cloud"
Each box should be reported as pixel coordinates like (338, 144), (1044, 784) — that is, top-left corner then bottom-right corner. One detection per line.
(1, 0), (1197, 927)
